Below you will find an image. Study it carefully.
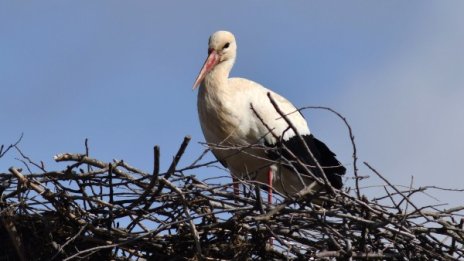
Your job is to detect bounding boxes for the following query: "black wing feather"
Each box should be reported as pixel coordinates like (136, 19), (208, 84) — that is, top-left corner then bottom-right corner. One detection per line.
(266, 134), (346, 189)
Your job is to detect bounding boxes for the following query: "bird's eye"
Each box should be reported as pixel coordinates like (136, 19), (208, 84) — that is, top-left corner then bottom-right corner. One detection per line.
(223, 42), (230, 49)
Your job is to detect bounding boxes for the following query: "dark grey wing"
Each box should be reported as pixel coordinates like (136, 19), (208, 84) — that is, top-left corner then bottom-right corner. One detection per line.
(266, 134), (345, 189)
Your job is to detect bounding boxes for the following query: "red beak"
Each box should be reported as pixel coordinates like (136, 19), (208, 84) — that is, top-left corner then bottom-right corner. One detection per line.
(193, 50), (219, 90)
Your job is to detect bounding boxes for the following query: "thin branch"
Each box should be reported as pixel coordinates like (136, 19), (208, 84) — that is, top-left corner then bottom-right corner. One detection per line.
(0, 133), (23, 158)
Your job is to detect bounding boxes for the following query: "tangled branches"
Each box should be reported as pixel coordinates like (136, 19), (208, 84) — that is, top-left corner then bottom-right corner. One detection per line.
(1, 97), (464, 260)
(0, 135), (463, 260)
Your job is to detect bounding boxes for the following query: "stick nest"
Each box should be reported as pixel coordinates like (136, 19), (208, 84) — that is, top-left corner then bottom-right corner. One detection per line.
(1, 108), (463, 260)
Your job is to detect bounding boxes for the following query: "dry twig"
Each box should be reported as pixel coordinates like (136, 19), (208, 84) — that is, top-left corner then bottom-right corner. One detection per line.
(0, 108), (463, 260)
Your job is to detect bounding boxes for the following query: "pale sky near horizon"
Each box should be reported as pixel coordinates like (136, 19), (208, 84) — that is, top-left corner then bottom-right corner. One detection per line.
(1, 1), (463, 207)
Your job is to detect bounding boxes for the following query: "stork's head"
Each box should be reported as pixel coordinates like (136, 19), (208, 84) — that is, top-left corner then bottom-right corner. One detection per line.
(193, 31), (237, 89)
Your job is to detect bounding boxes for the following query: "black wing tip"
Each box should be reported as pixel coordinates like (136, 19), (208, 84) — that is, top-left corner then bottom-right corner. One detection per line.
(306, 134), (346, 188)
(328, 174), (344, 189)
(279, 134), (346, 188)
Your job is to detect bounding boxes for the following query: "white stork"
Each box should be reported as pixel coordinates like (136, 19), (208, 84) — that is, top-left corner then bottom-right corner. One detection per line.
(193, 31), (345, 202)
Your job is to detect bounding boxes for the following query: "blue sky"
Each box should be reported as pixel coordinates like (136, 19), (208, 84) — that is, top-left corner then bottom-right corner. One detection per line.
(1, 1), (463, 206)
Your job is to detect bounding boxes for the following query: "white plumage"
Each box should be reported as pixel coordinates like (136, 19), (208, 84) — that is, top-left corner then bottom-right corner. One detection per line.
(193, 31), (345, 198)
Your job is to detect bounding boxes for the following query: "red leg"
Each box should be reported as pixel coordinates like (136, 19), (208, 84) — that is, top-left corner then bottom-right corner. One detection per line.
(267, 167), (274, 247)
(233, 177), (239, 196)
(267, 168), (273, 204)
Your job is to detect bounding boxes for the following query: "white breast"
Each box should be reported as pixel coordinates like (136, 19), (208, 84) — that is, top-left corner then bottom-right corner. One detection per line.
(197, 77), (312, 193)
